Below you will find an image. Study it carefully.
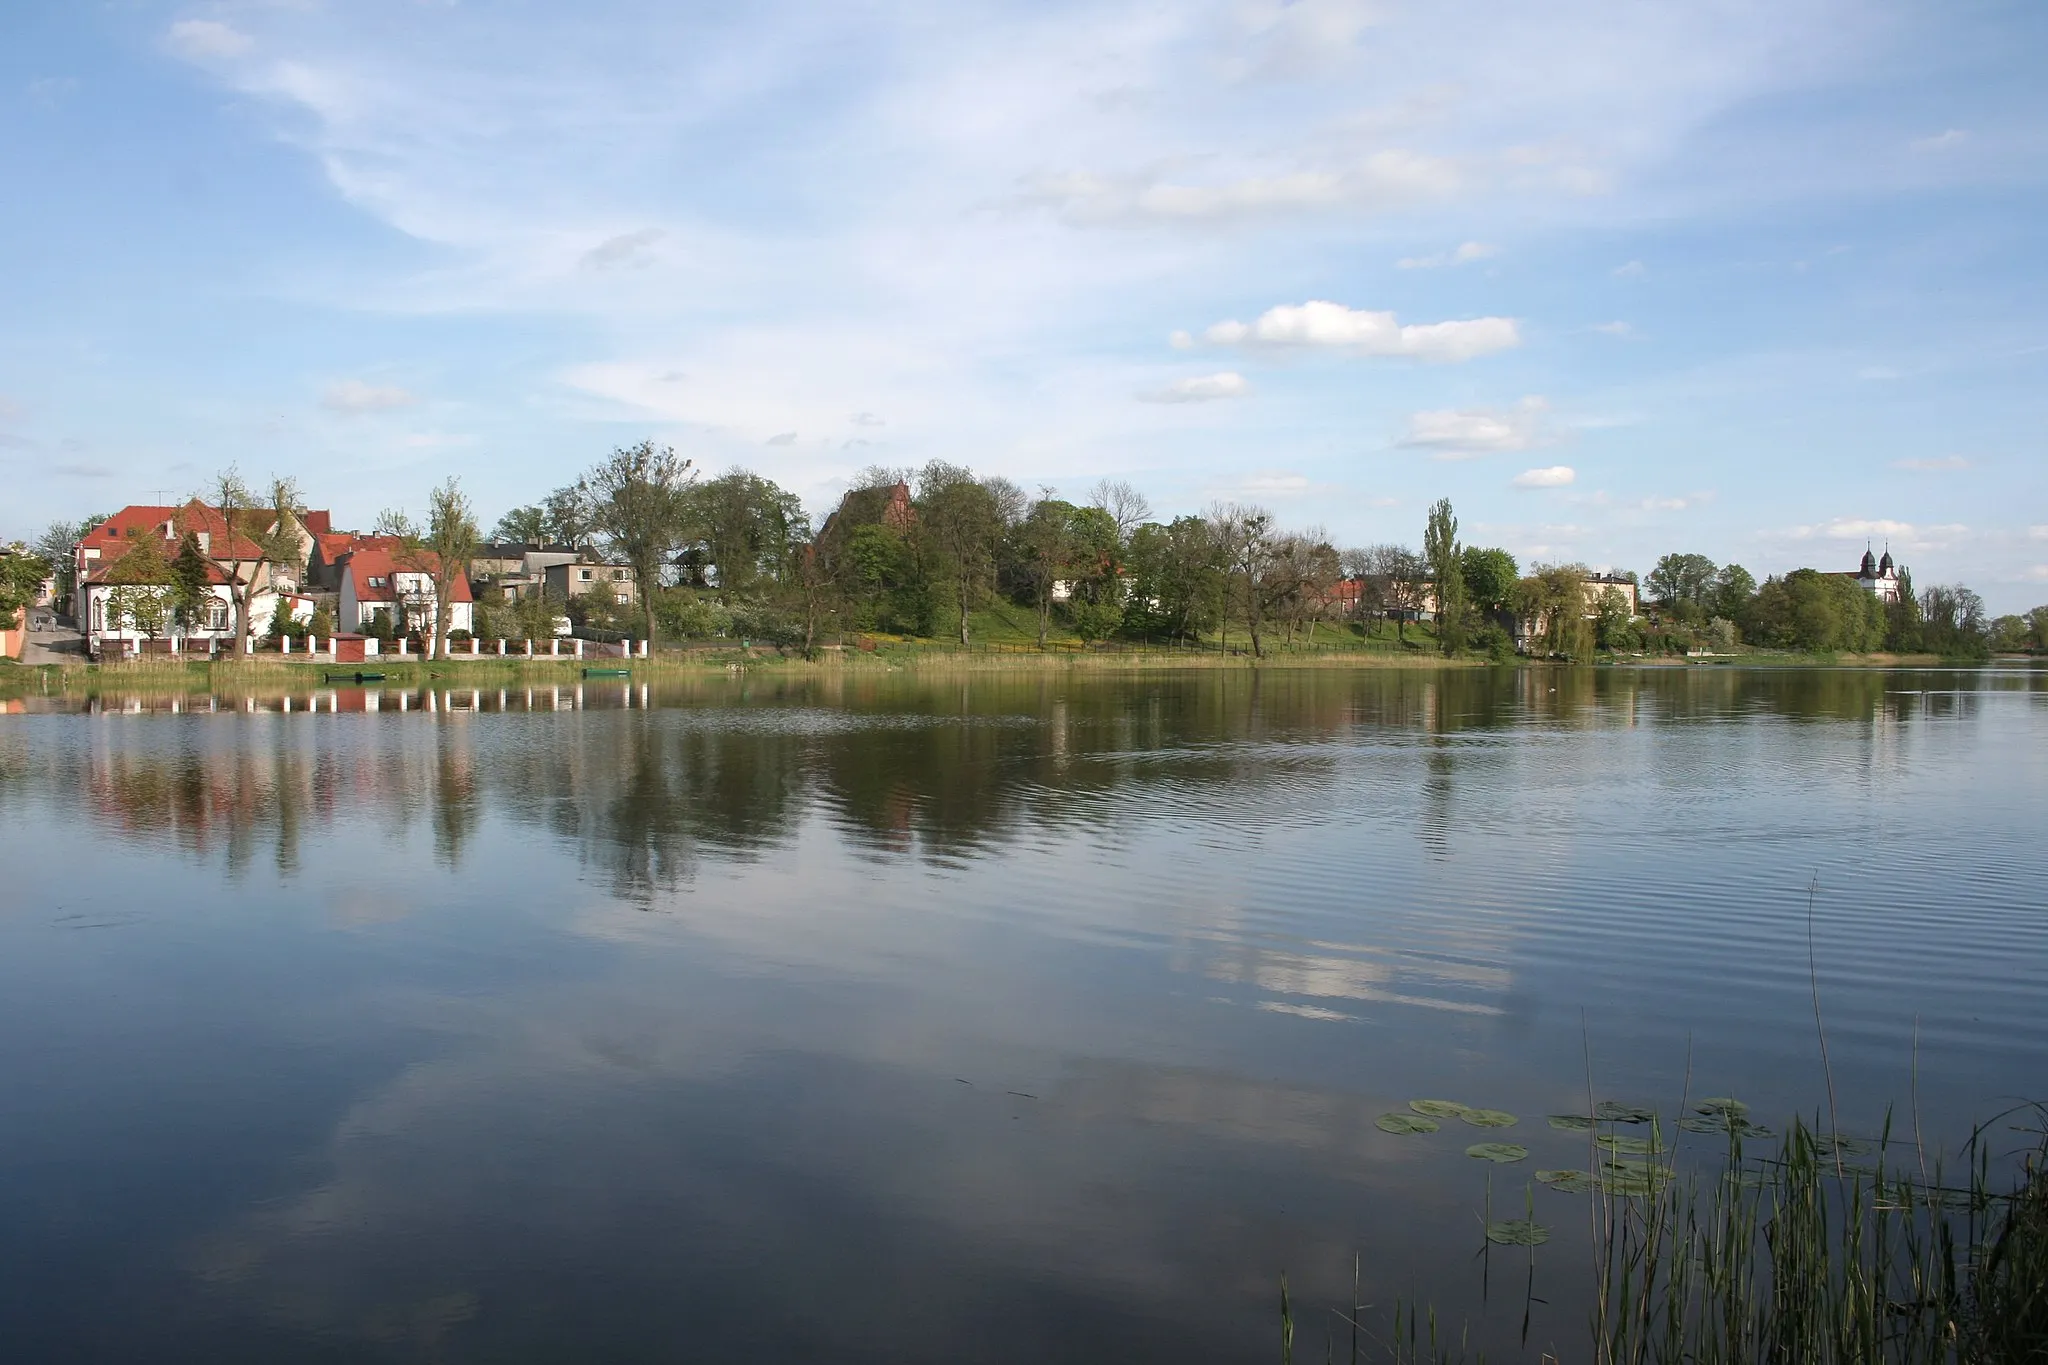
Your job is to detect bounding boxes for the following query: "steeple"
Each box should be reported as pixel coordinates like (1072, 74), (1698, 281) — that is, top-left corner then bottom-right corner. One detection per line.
(1878, 542), (1894, 575)
(1859, 543), (1878, 577)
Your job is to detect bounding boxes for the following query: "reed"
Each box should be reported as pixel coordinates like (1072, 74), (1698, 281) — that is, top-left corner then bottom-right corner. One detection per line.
(1312, 1105), (2047, 1364)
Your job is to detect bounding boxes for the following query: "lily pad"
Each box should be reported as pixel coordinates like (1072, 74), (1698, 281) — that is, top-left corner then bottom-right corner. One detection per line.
(1461, 1109), (1519, 1128)
(1486, 1219), (1550, 1247)
(1536, 1169), (1596, 1194)
(1467, 1142), (1529, 1163)
(1409, 1100), (1471, 1119)
(1597, 1133), (1665, 1156)
(1696, 1097), (1750, 1117)
(1594, 1101), (1656, 1124)
(1548, 1114), (1595, 1132)
(1377, 1112), (1441, 1135)
(1680, 1114), (1775, 1140)
(1813, 1134), (1877, 1159)
(1599, 1158), (1675, 1197)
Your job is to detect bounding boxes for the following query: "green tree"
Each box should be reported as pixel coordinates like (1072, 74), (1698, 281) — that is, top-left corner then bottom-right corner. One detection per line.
(1988, 615), (2030, 653)
(0, 546), (52, 624)
(34, 517), (102, 613)
(1648, 553), (1719, 620)
(1014, 495), (1084, 647)
(913, 461), (1002, 646)
(492, 505), (549, 544)
(1124, 516), (1224, 641)
(1745, 569), (1885, 652)
(1710, 563), (1756, 623)
(2027, 605), (2048, 652)
(1423, 498), (1466, 655)
(580, 442), (696, 647)
(1516, 563), (1594, 660)
(1460, 546), (1519, 617)
(171, 532), (212, 631)
(1883, 567), (1923, 652)
(681, 469), (806, 601)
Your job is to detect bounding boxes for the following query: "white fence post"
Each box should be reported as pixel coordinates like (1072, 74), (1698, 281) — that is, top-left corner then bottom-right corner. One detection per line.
(573, 638), (584, 660)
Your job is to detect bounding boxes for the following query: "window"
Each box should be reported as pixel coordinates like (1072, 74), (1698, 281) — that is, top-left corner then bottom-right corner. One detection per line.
(579, 568), (593, 582)
(208, 602), (229, 631)
(369, 575), (386, 588)
(612, 568), (628, 581)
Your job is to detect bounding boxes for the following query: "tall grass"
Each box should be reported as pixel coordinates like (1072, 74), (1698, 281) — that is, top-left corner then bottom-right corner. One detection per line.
(1309, 1106), (2047, 1364)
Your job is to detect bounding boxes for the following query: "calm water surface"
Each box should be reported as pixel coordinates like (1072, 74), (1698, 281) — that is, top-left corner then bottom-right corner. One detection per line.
(1, 667), (2044, 1362)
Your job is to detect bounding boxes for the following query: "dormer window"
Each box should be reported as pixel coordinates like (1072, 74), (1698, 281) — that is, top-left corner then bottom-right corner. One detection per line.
(369, 575), (387, 588)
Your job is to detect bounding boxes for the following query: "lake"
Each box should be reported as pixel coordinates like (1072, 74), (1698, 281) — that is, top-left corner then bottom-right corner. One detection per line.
(1, 666), (2043, 1363)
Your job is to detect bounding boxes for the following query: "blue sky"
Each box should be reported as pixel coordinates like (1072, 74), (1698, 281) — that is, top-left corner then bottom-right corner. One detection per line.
(3, 0), (2045, 606)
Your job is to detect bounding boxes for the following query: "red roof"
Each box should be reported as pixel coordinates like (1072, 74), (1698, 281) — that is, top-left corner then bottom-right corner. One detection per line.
(79, 501), (271, 584)
(342, 548), (474, 604)
(302, 510), (332, 537)
(315, 531), (404, 565)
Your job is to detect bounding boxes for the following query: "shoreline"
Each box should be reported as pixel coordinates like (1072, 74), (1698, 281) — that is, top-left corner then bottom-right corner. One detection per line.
(0, 644), (2020, 699)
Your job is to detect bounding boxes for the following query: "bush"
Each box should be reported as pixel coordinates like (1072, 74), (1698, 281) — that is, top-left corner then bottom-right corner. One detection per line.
(447, 628), (472, 644)
(1470, 621), (1516, 662)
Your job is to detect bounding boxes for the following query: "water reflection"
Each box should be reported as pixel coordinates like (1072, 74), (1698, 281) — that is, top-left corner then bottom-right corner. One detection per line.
(1, 665), (2043, 1364)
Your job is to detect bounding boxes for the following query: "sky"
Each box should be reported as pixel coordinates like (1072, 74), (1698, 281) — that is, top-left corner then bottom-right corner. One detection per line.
(2, 0), (2045, 607)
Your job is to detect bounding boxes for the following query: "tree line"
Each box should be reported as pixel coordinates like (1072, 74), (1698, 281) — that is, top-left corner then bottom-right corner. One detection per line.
(14, 447), (2046, 662)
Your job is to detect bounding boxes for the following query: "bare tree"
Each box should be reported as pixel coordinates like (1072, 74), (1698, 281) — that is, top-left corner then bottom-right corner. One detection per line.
(178, 471), (303, 656)
(1207, 502), (1279, 657)
(381, 479), (481, 659)
(1089, 479), (1152, 549)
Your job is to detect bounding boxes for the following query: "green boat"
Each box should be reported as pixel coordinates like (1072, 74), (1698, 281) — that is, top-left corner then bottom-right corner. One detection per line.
(582, 667), (632, 678)
(323, 672), (387, 683)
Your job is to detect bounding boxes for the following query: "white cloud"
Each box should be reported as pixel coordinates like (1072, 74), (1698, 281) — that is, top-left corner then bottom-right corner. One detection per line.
(1140, 372), (1248, 403)
(1779, 518), (1970, 553)
(1591, 321), (1634, 336)
(322, 380), (417, 413)
(2026, 565), (2048, 581)
(580, 229), (664, 271)
(1512, 465), (1575, 488)
(1910, 129), (1967, 152)
(1199, 301), (1518, 361)
(1891, 455), (1970, 472)
(1399, 396), (1547, 457)
(165, 19), (253, 62)
(2029, 526), (2048, 541)
(1022, 150), (1460, 227)
(766, 431), (798, 446)
(850, 412), (886, 426)
(1613, 260), (1647, 278)
(1168, 330), (1196, 350)
(1396, 241), (1497, 269)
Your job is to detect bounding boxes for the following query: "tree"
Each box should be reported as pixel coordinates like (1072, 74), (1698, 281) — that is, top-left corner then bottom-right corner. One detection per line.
(1207, 502), (1279, 657)
(1423, 498), (1466, 655)
(34, 517), (100, 613)
(1919, 583), (1988, 659)
(1516, 563), (1593, 660)
(1347, 544), (1427, 640)
(1647, 553), (1719, 620)
(680, 470), (806, 601)
(1089, 479), (1152, 559)
(2028, 605), (2048, 653)
(1593, 585), (1638, 651)
(102, 528), (179, 645)
(1710, 563), (1756, 625)
(171, 532), (212, 631)
(1015, 494), (1084, 647)
(1460, 546), (1519, 618)
(1745, 570), (1885, 652)
(913, 461), (1001, 646)
(0, 546), (51, 625)
(377, 479), (480, 660)
(1883, 567), (1922, 652)
(1125, 516), (1224, 641)
(179, 471), (303, 654)
(580, 441), (696, 647)
(493, 505), (549, 544)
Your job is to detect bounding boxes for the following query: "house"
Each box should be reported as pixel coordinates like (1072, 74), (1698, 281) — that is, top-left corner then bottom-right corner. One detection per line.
(338, 548), (475, 636)
(470, 542), (582, 600)
(308, 531), (405, 590)
(74, 502), (314, 657)
(544, 561), (639, 604)
(1835, 546), (1903, 604)
(1581, 573), (1639, 616)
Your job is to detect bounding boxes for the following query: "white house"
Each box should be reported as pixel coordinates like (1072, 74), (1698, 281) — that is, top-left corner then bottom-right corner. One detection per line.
(339, 548), (475, 635)
(75, 502), (311, 658)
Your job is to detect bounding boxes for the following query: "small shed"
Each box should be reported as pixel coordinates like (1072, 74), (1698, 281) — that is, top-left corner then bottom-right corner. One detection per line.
(333, 633), (371, 664)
